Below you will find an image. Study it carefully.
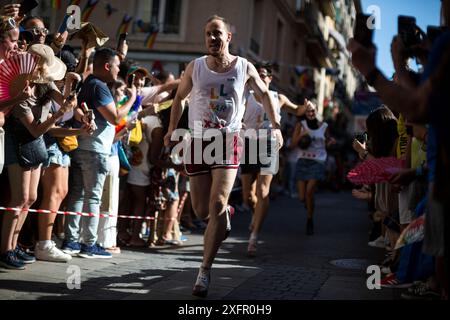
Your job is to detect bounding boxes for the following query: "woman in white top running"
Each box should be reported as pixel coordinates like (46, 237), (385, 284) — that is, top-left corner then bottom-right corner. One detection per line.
(291, 102), (335, 235)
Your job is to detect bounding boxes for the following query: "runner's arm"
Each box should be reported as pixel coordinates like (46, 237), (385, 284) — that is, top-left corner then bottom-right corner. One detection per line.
(279, 94), (306, 117)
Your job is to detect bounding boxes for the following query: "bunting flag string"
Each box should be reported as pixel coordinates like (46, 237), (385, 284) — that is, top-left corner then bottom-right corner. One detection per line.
(54, 0), (160, 49)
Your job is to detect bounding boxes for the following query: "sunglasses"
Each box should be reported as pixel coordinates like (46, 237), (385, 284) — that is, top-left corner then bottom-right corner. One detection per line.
(0, 17), (17, 32)
(26, 27), (49, 36)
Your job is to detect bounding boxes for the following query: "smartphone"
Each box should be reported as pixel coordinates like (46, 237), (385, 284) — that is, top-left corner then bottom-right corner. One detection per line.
(398, 15), (422, 48)
(398, 15), (416, 35)
(67, 79), (82, 100)
(18, 0), (39, 16)
(117, 32), (128, 50)
(354, 13), (374, 48)
(80, 104), (95, 122)
(57, 13), (72, 34)
(355, 133), (368, 144)
(127, 73), (135, 88)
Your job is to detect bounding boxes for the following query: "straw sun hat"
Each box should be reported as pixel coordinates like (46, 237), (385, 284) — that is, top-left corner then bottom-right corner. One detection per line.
(28, 44), (67, 84)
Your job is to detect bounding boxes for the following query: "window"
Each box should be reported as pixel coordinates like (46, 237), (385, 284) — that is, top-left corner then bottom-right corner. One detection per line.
(137, 0), (182, 35)
(164, 0), (182, 34)
(296, 0), (303, 14)
(250, 0), (263, 55)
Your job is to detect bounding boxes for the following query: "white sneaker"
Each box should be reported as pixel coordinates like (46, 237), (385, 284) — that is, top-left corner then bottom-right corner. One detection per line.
(368, 236), (385, 248)
(35, 242), (72, 263)
(192, 267), (210, 298)
(247, 239), (257, 257)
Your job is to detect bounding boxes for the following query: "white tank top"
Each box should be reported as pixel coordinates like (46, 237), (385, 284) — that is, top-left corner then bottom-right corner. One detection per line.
(243, 91), (281, 131)
(190, 56), (248, 136)
(299, 120), (328, 163)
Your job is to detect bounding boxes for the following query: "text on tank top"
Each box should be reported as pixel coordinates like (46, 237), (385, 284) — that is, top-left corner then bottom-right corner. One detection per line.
(243, 91), (281, 131)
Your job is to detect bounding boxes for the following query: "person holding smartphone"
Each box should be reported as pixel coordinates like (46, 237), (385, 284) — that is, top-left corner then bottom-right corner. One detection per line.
(20, 15), (67, 54)
(348, 0), (450, 299)
(62, 48), (137, 259)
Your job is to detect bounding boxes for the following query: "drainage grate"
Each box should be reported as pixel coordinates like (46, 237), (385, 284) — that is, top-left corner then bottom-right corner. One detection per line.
(329, 259), (372, 270)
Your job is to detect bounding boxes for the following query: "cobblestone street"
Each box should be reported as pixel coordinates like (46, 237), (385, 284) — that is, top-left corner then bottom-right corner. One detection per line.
(0, 191), (398, 300)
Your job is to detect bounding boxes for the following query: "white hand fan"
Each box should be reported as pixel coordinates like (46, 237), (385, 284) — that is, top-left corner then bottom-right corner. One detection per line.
(0, 52), (40, 101)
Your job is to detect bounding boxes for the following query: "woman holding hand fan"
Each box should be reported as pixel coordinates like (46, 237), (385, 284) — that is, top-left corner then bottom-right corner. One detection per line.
(0, 15), (35, 171)
(0, 43), (77, 270)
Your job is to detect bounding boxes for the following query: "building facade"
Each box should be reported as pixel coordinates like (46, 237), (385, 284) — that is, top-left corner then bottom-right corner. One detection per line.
(35, 0), (361, 114)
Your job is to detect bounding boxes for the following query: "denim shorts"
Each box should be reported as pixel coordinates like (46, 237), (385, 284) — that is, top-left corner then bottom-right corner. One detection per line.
(295, 158), (326, 181)
(162, 168), (179, 202)
(43, 141), (71, 168)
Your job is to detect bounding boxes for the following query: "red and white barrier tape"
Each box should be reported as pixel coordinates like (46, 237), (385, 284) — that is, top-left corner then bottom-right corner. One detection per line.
(0, 207), (178, 221)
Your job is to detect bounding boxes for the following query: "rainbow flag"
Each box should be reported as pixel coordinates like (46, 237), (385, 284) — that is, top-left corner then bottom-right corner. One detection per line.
(52, 0), (62, 9)
(69, 0), (82, 6)
(116, 14), (133, 38)
(135, 19), (149, 33)
(145, 24), (159, 49)
(81, 0), (99, 22)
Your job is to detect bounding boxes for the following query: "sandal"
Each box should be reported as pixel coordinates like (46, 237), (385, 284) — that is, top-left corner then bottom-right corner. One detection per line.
(106, 247), (121, 254)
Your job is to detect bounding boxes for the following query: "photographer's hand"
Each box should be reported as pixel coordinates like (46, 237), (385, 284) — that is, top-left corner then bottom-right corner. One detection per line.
(391, 36), (408, 73)
(347, 39), (377, 78)
(1, 4), (21, 18)
(352, 139), (366, 155)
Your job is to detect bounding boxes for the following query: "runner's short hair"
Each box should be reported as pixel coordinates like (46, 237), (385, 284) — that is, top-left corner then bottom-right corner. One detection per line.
(206, 15), (231, 33)
(254, 62), (273, 76)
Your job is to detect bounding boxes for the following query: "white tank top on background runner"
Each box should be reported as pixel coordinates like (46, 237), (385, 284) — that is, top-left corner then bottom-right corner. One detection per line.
(190, 56), (248, 137)
(243, 90), (281, 131)
(299, 120), (328, 163)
